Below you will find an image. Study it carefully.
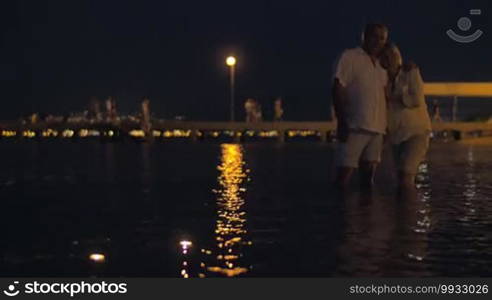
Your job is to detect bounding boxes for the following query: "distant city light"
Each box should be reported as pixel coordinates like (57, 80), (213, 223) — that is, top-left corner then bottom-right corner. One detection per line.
(22, 130), (36, 138)
(1, 130), (17, 137)
(162, 129), (192, 138)
(287, 130), (318, 138)
(79, 129), (89, 137)
(129, 129), (145, 138)
(88, 130), (100, 137)
(42, 129), (58, 137)
(62, 129), (75, 138)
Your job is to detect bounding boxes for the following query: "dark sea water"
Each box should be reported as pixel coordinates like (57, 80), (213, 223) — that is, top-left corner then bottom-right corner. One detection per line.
(1, 140), (491, 277)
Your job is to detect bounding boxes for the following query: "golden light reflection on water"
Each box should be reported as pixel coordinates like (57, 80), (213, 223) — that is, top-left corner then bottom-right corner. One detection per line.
(201, 144), (251, 277)
(179, 240), (192, 278)
(406, 161), (432, 265)
(461, 147), (478, 221)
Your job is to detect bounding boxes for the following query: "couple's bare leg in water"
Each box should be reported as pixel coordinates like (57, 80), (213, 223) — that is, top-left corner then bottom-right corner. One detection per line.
(398, 171), (417, 190)
(335, 161), (378, 189)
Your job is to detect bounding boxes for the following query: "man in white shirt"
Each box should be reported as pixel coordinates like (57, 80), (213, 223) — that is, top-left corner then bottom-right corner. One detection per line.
(332, 24), (389, 188)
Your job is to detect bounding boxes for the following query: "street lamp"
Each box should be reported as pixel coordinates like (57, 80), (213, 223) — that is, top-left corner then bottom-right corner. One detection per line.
(226, 56), (236, 122)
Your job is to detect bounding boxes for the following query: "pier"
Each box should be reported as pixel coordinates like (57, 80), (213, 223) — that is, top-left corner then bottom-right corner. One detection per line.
(2, 82), (492, 142)
(2, 120), (492, 142)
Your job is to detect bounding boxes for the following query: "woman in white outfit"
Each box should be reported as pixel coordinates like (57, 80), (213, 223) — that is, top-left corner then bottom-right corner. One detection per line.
(380, 44), (432, 188)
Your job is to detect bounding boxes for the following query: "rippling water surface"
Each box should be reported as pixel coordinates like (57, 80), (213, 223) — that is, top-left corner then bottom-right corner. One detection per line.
(1, 140), (491, 277)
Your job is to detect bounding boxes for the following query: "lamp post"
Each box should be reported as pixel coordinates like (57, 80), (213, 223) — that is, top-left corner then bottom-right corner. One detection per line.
(226, 56), (236, 122)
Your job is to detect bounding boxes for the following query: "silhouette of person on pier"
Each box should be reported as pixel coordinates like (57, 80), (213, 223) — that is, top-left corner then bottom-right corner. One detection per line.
(431, 99), (442, 122)
(245, 98), (256, 122)
(274, 97), (284, 121)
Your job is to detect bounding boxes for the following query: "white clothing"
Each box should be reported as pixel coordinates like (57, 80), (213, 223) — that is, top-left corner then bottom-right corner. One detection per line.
(336, 130), (384, 168)
(333, 47), (388, 134)
(387, 68), (431, 144)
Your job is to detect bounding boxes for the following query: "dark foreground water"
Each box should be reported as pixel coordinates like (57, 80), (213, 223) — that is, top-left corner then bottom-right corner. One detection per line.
(1, 140), (491, 277)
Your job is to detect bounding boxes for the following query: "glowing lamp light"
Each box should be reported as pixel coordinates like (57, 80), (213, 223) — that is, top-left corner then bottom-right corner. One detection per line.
(89, 253), (105, 263)
(226, 56), (236, 67)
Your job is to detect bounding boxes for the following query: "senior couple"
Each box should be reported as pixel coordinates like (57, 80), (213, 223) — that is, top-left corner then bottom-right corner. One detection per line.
(332, 23), (431, 190)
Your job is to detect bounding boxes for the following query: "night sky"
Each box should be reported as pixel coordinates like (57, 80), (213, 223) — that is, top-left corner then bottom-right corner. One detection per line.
(1, 0), (491, 120)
